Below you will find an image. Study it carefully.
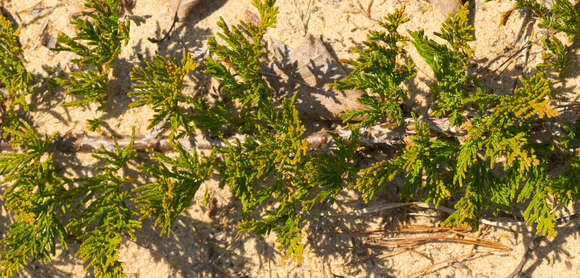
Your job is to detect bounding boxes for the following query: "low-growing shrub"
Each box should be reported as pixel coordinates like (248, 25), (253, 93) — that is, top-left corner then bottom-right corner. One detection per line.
(0, 0), (578, 276)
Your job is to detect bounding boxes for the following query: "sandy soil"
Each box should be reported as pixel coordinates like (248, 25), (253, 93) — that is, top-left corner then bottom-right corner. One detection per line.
(1, 0), (579, 277)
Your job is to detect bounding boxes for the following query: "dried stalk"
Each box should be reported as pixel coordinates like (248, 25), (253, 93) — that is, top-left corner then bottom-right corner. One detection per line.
(376, 244), (420, 259)
(366, 232), (509, 251)
(292, 0), (313, 35)
(336, 225), (472, 235)
(0, 116), (456, 153)
(3, 99), (574, 154)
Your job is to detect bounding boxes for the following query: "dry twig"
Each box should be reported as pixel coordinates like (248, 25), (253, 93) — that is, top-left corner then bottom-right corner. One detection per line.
(354, 0), (378, 21)
(292, 0), (313, 35)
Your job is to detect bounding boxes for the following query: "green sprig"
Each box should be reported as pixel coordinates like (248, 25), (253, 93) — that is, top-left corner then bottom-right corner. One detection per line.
(334, 7), (416, 127)
(52, 0), (130, 109)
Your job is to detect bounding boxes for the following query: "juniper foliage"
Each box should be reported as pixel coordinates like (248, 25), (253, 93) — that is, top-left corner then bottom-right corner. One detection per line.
(204, 0), (278, 133)
(221, 94), (359, 260)
(86, 118), (103, 132)
(446, 73), (559, 233)
(357, 114), (459, 207)
(129, 53), (198, 139)
(354, 5), (576, 237)
(205, 0), (360, 259)
(51, 0), (130, 109)
(516, 0), (580, 76)
(0, 122), (68, 277)
(409, 2), (473, 126)
(0, 0), (578, 275)
(135, 142), (215, 236)
(65, 133), (141, 278)
(334, 7), (416, 127)
(0, 15), (33, 130)
(0, 16), (68, 276)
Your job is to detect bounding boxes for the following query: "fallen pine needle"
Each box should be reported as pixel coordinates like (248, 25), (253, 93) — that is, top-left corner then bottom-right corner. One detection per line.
(331, 225), (471, 235)
(18, 0), (42, 14)
(409, 249), (433, 262)
(370, 234), (508, 251)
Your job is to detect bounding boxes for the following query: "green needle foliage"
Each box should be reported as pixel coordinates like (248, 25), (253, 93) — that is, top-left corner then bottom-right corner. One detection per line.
(354, 5), (575, 237)
(129, 51), (234, 137)
(51, 0), (130, 109)
(129, 53), (199, 138)
(334, 7), (417, 127)
(221, 94), (359, 260)
(447, 73), (558, 232)
(65, 133), (141, 278)
(0, 15), (33, 130)
(204, 0), (360, 259)
(135, 142), (214, 236)
(409, 2), (473, 126)
(0, 122), (68, 277)
(87, 118), (103, 132)
(0, 0), (578, 275)
(516, 0), (580, 76)
(549, 151), (580, 207)
(356, 114), (459, 206)
(204, 0), (278, 133)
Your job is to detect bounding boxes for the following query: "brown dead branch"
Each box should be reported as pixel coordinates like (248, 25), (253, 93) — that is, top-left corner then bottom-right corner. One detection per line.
(329, 209), (580, 277)
(410, 249), (433, 262)
(0, 116), (463, 153)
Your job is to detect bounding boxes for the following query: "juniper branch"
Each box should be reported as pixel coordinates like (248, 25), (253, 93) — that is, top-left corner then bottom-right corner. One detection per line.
(0, 122), (68, 277)
(0, 14), (33, 130)
(51, 0), (130, 109)
(65, 132), (141, 278)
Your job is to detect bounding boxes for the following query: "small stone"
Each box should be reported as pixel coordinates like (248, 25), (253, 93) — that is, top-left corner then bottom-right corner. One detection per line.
(430, 0), (463, 18)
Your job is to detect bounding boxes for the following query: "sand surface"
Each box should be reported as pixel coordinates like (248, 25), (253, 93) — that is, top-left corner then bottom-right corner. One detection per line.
(1, 0), (579, 277)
